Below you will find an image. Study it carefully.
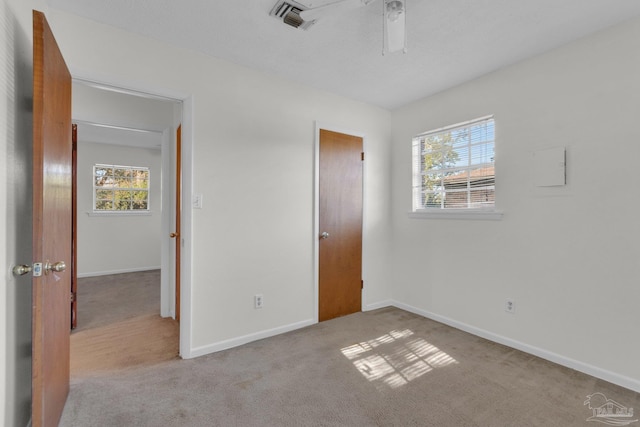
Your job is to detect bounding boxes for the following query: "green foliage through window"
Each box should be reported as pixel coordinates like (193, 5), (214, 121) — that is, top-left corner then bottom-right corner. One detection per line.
(94, 164), (150, 211)
(412, 117), (495, 210)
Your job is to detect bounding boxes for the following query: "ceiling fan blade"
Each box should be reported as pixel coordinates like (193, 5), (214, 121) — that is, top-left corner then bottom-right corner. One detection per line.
(299, 0), (374, 22)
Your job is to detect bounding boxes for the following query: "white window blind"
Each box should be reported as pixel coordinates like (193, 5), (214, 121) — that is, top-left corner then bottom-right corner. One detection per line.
(412, 116), (495, 211)
(93, 164), (150, 211)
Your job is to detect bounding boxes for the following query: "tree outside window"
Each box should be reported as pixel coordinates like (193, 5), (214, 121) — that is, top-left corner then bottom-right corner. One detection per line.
(413, 117), (495, 211)
(94, 164), (150, 211)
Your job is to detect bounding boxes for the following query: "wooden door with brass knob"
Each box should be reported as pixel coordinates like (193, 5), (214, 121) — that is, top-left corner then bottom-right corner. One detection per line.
(169, 125), (182, 321)
(32, 10), (72, 426)
(318, 129), (363, 322)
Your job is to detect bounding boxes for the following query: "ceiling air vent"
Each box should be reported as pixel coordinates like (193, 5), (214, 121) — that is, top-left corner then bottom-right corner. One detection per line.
(270, 0), (316, 30)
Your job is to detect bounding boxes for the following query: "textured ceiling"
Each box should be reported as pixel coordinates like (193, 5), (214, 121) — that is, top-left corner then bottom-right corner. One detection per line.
(47, 0), (640, 110)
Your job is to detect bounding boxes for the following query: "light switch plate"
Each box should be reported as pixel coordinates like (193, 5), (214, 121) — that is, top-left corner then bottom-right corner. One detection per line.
(193, 194), (203, 209)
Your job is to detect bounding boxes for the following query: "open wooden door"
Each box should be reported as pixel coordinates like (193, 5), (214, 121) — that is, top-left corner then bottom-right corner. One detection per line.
(318, 129), (363, 322)
(173, 125), (182, 321)
(32, 10), (72, 427)
(71, 124), (78, 329)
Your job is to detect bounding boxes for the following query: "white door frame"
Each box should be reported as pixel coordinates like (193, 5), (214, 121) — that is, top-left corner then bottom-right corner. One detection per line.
(160, 126), (173, 318)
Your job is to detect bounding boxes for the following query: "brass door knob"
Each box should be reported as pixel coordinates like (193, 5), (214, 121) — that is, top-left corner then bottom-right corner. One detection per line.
(12, 265), (32, 276)
(45, 261), (66, 274)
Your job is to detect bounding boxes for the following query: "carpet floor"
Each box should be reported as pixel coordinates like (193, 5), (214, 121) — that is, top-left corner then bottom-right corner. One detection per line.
(70, 270), (179, 376)
(73, 270), (162, 332)
(60, 307), (639, 426)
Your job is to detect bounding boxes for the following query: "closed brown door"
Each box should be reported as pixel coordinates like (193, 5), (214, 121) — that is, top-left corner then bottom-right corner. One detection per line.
(32, 10), (72, 427)
(318, 129), (363, 322)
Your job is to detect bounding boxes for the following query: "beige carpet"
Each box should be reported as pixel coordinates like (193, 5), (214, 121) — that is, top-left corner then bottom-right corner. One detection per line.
(61, 307), (639, 426)
(71, 270), (179, 377)
(73, 270), (162, 332)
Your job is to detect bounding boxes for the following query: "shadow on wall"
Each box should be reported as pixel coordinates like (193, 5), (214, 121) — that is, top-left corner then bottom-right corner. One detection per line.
(2, 2), (34, 426)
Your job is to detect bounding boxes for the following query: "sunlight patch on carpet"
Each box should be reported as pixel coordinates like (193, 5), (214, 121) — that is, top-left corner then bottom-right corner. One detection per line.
(341, 329), (458, 389)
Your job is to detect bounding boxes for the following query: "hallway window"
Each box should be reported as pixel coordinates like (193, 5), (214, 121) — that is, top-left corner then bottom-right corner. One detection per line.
(93, 164), (150, 211)
(412, 116), (498, 216)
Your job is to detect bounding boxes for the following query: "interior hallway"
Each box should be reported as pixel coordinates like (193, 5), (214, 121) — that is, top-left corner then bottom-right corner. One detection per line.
(70, 270), (179, 377)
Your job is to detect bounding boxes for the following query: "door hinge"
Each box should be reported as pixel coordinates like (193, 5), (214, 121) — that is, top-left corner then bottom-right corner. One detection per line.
(361, 280), (364, 289)
(70, 292), (76, 303)
(361, 152), (365, 161)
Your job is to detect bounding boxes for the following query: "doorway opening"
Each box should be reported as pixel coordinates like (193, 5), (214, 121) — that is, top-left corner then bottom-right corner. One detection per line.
(70, 79), (189, 374)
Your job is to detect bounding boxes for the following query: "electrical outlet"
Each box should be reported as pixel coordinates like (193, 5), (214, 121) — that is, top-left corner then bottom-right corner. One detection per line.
(505, 298), (515, 314)
(254, 294), (263, 309)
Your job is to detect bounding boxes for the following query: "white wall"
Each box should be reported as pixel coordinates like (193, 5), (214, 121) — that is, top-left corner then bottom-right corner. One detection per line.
(391, 16), (640, 390)
(73, 81), (176, 131)
(43, 8), (393, 355)
(76, 141), (162, 276)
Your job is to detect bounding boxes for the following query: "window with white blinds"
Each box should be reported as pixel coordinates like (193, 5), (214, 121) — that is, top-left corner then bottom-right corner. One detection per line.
(412, 116), (496, 213)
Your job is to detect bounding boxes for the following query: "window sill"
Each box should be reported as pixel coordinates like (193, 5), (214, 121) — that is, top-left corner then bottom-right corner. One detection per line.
(87, 211), (153, 217)
(408, 209), (503, 221)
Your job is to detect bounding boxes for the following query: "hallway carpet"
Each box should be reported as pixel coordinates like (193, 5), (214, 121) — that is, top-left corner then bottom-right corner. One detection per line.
(73, 270), (161, 332)
(71, 270), (179, 376)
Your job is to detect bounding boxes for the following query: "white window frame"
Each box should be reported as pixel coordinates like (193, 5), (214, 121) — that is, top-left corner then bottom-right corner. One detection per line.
(410, 116), (502, 220)
(92, 163), (151, 215)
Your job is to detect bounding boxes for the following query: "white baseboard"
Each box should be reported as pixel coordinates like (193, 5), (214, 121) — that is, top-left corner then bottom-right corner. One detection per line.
(185, 318), (316, 359)
(392, 301), (640, 393)
(77, 266), (161, 278)
(363, 299), (394, 312)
